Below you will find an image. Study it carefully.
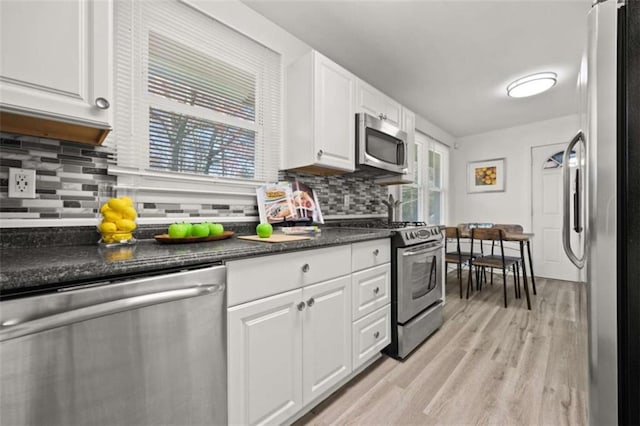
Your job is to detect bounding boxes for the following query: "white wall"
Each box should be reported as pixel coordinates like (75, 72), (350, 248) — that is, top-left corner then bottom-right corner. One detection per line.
(450, 114), (580, 230)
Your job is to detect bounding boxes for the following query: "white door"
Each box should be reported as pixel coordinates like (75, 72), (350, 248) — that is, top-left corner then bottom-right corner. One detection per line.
(313, 52), (355, 171)
(531, 143), (580, 281)
(0, 0), (112, 126)
(228, 289), (303, 426)
(301, 276), (352, 405)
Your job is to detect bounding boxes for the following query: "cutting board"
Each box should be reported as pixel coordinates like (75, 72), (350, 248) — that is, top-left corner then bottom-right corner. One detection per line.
(237, 234), (312, 243)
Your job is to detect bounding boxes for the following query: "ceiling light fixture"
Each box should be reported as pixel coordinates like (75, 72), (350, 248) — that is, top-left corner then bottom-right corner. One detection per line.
(506, 72), (557, 98)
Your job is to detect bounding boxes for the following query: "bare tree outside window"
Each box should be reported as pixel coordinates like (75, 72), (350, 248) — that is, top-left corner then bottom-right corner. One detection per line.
(147, 32), (259, 179)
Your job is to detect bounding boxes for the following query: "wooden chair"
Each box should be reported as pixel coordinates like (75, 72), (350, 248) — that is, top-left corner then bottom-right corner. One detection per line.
(468, 228), (525, 308)
(458, 223), (490, 289)
(444, 227), (473, 298)
(488, 224), (524, 285)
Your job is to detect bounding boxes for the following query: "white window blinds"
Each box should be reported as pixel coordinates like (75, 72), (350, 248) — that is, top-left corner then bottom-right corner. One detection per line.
(111, 0), (281, 184)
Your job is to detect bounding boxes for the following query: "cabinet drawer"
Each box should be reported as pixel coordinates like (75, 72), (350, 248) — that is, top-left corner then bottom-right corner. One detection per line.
(351, 239), (391, 272)
(227, 245), (351, 306)
(352, 305), (391, 370)
(351, 264), (390, 321)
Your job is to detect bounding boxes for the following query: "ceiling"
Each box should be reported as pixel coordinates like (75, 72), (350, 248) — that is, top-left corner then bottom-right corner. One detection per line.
(242, 0), (590, 138)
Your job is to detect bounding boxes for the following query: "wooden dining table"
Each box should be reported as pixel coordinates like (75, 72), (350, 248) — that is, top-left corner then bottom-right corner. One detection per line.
(458, 230), (536, 310)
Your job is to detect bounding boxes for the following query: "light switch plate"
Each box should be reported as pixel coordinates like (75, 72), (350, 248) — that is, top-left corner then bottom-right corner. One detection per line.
(8, 167), (36, 198)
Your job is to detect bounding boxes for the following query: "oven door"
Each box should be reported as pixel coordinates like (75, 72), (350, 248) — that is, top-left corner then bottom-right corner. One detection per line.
(396, 240), (443, 324)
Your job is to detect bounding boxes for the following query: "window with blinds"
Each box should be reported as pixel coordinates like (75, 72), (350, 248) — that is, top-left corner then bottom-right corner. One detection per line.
(111, 0), (281, 185)
(401, 132), (449, 224)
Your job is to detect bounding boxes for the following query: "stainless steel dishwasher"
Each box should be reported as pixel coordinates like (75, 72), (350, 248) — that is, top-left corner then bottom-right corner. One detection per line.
(0, 265), (227, 426)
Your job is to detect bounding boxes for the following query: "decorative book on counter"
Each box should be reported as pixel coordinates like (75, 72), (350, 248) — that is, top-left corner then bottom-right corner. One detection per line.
(256, 181), (324, 225)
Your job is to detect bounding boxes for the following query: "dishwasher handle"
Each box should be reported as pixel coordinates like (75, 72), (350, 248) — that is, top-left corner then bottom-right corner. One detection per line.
(0, 285), (222, 342)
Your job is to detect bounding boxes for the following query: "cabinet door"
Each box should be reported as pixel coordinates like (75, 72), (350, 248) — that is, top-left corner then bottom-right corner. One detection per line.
(228, 289), (303, 426)
(0, 0), (111, 126)
(356, 79), (402, 128)
(313, 52), (355, 172)
(302, 275), (352, 404)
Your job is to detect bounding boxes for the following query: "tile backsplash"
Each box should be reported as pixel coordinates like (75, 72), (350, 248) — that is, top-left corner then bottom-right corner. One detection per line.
(279, 171), (387, 216)
(0, 132), (387, 224)
(0, 133), (115, 219)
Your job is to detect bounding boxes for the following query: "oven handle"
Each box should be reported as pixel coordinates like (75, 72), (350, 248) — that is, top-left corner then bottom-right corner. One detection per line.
(402, 242), (442, 257)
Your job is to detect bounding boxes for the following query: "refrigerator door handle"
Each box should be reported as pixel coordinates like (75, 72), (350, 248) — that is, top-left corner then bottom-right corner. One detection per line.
(0, 284), (222, 342)
(563, 131), (586, 268)
(574, 168), (583, 233)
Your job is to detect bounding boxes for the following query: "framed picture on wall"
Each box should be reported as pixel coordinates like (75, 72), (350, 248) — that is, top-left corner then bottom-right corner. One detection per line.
(467, 158), (506, 193)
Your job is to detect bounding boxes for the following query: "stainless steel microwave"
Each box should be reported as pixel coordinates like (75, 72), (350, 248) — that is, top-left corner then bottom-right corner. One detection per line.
(356, 113), (408, 174)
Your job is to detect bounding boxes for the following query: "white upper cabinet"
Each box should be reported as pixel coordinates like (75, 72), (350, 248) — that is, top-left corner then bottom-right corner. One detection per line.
(356, 79), (402, 128)
(0, 0), (112, 131)
(285, 50), (356, 174)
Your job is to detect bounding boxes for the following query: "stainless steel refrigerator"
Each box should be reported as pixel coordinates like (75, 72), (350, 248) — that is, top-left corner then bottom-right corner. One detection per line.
(563, 0), (639, 424)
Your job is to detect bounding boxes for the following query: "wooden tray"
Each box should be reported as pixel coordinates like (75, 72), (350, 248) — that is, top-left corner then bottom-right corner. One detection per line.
(154, 231), (234, 244)
(237, 234), (312, 243)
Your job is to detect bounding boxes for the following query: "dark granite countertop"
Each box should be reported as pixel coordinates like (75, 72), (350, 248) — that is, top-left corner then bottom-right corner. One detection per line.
(0, 228), (391, 296)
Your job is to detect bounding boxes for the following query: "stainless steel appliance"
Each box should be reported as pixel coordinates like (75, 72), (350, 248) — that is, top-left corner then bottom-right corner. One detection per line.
(361, 221), (444, 359)
(562, 1), (639, 423)
(356, 112), (408, 175)
(0, 265), (227, 426)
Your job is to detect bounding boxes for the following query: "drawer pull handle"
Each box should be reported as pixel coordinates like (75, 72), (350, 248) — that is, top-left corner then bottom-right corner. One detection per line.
(373, 249), (380, 256)
(374, 331), (380, 339)
(373, 287), (380, 294)
(302, 263), (310, 273)
(307, 297), (315, 307)
(297, 302), (306, 311)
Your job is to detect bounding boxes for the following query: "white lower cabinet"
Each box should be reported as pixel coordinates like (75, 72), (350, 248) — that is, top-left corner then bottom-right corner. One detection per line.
(228, 276), (352, 425)
(302, 276), (352, 404)
(227, 241), (391, 425)
(228, 289), (303, 426)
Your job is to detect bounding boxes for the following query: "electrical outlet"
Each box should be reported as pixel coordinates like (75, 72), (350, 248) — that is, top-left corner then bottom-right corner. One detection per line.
(343, 194), (350, 209)
(8, 168), (36, 199)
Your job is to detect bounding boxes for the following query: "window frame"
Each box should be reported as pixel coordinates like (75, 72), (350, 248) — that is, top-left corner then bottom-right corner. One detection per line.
(108, 0), (281, 198)
(399, 132), (449, 225)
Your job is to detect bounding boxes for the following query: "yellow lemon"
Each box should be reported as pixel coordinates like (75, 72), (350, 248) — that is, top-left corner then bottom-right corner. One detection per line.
(121, 206), (137, 220)
(120, 196), (134, 207)
(99, 222), (117, 233)
(108, 198), (128, 212)
(116, 219), (136, 232)
(100, 203), (111, 214)
(102, 209), (122, 222)
(112, 233), (133, 241)
(101, 235), (114, 243)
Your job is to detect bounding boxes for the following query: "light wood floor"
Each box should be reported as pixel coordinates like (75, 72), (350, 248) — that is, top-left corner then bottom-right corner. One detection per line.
(296, 270), (588, 425)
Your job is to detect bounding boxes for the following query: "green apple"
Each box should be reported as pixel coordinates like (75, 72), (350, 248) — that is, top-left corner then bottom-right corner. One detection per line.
(191, 223), (210, 237)
(256, 222), (273, 238)
(182, 222), (193, 236)
(208, 223), (224, 236)
(168, 223), (188, 238)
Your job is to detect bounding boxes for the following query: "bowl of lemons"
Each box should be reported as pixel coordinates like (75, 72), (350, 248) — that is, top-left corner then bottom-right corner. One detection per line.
(98, 196), (138, 246)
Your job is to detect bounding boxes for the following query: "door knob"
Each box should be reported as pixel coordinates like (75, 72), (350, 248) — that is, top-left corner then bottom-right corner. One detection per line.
(373, 287), (380, 294)
(95, 97), (110, 109)
(373, 249), (380, 256)
(317, 149), (324, 158)
(297, 302), (306, 311)
(306, 297), (315, 307)
(302, 263), (310, 273)
(374, 331), (380, 339)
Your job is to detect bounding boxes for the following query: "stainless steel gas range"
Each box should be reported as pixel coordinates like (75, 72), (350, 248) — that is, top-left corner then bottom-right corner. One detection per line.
(362, 221), (445, 359)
